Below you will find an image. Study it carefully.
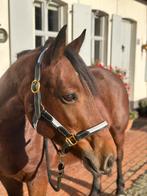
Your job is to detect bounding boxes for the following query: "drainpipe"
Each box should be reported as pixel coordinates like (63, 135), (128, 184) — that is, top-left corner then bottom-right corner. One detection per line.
(146, 5), (147, 49)
(146, 5), (147, 37)
(8, 0), (11, 65)
(145, 5), (147, 97)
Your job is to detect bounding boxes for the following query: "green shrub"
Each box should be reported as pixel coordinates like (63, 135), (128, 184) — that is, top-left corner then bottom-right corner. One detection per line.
(129, 110), (139, 120)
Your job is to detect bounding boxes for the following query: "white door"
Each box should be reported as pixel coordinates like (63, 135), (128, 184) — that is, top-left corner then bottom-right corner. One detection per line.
(121, 20), (132, 75)
(111, 15), (122, 67)
(121, 19), (136, 100)
(111, 15), (136, 100)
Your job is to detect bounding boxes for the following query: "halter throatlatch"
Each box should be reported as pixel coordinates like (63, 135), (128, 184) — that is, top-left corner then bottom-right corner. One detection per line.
(31, 47), (108, 191)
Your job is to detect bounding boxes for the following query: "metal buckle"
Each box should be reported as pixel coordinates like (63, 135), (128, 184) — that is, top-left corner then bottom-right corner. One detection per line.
(65, 135), (77, 147)
(31, 80), (40, 94)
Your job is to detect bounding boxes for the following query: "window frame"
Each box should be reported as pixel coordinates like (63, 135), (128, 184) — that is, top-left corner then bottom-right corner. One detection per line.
(91, 10), (108, 65)
(34, 0), (67, 47)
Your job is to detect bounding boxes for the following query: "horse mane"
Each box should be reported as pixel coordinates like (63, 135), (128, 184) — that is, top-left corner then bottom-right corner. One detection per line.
(65, 48), (97, 96)
(17, 50), (33, 59)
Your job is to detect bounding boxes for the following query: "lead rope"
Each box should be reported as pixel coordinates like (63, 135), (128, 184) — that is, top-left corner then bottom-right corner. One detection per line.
(44, 137), (65, 192)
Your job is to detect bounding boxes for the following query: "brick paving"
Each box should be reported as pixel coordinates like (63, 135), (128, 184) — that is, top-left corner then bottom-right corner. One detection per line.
(0, 118), (147, 196)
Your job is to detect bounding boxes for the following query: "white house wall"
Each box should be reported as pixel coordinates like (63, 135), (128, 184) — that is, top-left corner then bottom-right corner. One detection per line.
(65, 0), (147, 105)
(0, 0), (10, 77)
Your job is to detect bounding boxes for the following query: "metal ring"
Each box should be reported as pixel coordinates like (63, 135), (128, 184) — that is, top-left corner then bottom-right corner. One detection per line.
(31, 80), (40, 94)
(65, 135), (77, 147)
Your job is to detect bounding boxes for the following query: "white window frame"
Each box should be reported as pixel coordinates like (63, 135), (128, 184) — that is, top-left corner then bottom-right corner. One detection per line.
(34, 0), (67, 47)
(91, 10), (108, 65)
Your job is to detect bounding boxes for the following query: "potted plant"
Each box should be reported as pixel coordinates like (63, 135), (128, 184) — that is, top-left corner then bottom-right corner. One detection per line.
(138, 99), (147, 117)
(126, 110), (139, 131)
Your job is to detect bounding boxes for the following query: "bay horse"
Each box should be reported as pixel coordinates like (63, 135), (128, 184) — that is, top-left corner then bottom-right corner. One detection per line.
(0, 25), (129, 196)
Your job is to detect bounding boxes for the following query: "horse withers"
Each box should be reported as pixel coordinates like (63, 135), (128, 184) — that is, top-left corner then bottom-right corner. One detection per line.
(0, 25), (129, 196)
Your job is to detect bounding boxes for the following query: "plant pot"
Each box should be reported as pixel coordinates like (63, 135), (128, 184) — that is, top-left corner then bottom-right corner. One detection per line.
(125, 119), (134, 132)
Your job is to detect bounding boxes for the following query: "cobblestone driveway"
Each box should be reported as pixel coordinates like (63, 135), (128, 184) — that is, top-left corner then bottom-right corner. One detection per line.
(0, 118), (147, 195)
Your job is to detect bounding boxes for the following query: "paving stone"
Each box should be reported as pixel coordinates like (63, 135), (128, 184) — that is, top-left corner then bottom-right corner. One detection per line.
(0, 118), (147, 195)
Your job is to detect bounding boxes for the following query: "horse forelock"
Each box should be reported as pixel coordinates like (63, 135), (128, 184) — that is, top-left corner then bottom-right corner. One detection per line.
(64, 48), (97, 96)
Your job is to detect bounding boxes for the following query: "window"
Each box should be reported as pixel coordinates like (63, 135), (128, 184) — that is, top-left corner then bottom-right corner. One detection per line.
(34, 0), (67, 48)
(91, 10), (108, 65)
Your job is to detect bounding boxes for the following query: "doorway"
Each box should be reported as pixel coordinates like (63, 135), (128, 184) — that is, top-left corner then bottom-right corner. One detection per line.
(111, 15), (136, 100)
(121, 19), (136, 100)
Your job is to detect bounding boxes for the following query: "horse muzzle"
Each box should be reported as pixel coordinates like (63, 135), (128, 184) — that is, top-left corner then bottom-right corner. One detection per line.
(83, 154), (115, 176)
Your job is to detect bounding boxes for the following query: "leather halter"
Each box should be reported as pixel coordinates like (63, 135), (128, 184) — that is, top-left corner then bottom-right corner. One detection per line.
(31, 47), (108, 152)
(31, 47), (108, 191)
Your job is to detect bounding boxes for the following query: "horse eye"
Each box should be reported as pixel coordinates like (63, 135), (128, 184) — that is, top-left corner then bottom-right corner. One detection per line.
(62, 93), (77, 103)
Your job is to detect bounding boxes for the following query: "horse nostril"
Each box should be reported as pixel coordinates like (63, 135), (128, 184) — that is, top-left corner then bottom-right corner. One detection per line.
(104, 155), (114, 172)
(107, 156), (114, 168)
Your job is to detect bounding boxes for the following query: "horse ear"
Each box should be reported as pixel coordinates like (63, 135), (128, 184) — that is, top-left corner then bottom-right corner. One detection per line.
(44, 37), (54, 48)
(66, 29), (86, 53)
(44, 25), (67, 65)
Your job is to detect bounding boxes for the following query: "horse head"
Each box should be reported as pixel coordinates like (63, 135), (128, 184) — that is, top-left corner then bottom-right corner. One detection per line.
(24, 25), (115, 177)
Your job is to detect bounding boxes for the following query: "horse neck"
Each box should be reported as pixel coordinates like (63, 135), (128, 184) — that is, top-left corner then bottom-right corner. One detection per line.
(0, 51), (38, 107)
(0, 51), (39, 141)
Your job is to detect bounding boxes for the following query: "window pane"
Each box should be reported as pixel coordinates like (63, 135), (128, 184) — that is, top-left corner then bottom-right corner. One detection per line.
(95, 17), (104, 36)
(48, 7), (58, 31)
(35, 5), (42, 30)
(35, 36), (42, 47)
(94, 40), (101, 62)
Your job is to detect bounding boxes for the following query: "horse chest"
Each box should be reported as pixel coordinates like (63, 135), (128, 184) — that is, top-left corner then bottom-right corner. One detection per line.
(0, 116), (44, 181)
